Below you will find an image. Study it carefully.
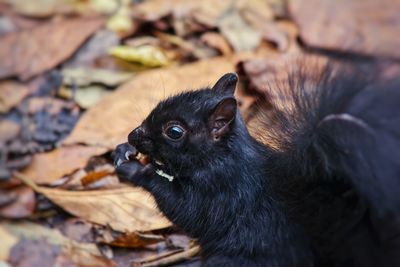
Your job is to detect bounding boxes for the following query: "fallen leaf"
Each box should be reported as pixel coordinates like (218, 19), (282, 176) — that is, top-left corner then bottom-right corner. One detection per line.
(132, 0), (230, 29)
(59, 218), (95, 244)
(2, 0), (72, 18)
(0, 120), (20, 143)
(0, 186), (35, 218)
(0, 16), (104, 80)
(96, 227), (165, 248)
(14, 173), (172, 233)
(64, 57), (235, 148)
(74, 85), (110, 109)
(1, 222), (115, 266)
(9, 239), (60, 267)
(0, 225), (17, 260)
(80, 164), (115, 187)
(106, 0), (135, 34)
(218, 8), (262, 52)
(243, 12), (289, 52)
(201, 32), (233, 55)
(137, 245), (200, 267)
(0, 15), (16, 36)
(109, 45), (170, 67)
(288, 0), (400, 58)
(0, 80), (30, 113)
(132, 0), (188, 21)
(25, 96), (75, 115)
(18, 145), (108, 184)
(62, 68), (133, 87)
(64, 29), (120, 68)
(155, 32), (215, 59)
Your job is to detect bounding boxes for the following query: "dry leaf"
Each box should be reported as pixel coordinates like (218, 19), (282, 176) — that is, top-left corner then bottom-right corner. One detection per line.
(62, 68), (133, 87)
(64, 29), (120, 68)
(109, 45), (170, 67)
(0, 80), (29, 113)
(74, 85), (110, 109)
(80, 168), (114, 187)
(218, 8), (262, 52)
(1, 222), (115, 266)
(0, 225), (17, 260)
(1, 0), (72, 18)
(14, 173), (171, 233)
(201, 32), (233, 55)
(18, 145), (108, 184)
(288, 0), (400, 58)
(0, 186), (35, 219)
(106, 0), (135, 34)
(0, 17), (104, 80)
(97, 228), (165, 248)
(0, 120), (20, 143)
(64, 57), (235, 148)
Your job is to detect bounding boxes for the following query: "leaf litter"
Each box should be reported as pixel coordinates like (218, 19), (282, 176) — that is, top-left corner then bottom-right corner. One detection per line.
(0, 0), (399, 266)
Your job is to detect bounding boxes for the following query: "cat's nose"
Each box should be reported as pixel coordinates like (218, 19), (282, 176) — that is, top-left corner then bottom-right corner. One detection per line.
(128, 126), (145, 146)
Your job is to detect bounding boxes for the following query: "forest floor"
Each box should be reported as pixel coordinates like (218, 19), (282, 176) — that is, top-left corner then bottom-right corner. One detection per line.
(0, 0), (399, 266)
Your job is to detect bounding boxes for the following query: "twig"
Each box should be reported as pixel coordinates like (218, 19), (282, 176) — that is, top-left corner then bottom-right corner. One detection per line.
(137, 245), (200, 267)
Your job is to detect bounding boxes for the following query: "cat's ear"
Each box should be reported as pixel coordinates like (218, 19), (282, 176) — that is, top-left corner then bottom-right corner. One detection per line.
(209, 97), (237, 141)
(212, 73), (238, 95)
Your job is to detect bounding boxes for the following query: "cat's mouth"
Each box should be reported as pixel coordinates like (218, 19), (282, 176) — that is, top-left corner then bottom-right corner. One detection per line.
(135, 152), (175, 182)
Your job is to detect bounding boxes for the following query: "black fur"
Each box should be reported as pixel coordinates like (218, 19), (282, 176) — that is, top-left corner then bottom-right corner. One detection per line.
(113, 63), (400, 266)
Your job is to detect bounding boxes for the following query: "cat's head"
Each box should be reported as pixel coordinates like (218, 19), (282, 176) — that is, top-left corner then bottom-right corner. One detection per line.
(128, 73), (240, 179)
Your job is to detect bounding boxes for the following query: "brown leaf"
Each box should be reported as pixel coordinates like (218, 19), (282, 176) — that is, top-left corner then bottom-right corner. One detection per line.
(0, 80), (30, 113)
(218, 8), (262, 52)
(3, 0), (73, 18)
(0, 119), (20, 143)
(18, 145), (108, 184)
(137, 245), (200, 267)
(9, 239), (60, 267)
(288, 0), (400, 58)
(64, 29), (120, 68)
(1, 222), (115, 266)
(14, 172), (172, 233)
(0, 16), (104, 80)
(201, 32), (233, 56)
(64, 57), (235, 148)
(0, 185), (35, 218)
(96, 227), (165, 248)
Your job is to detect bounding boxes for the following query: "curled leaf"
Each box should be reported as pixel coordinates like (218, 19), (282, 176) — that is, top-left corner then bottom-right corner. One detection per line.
(109, 45), (170, 67)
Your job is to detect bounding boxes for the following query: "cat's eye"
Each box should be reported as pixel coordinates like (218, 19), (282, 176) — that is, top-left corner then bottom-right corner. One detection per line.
(164, 125), (185, 140)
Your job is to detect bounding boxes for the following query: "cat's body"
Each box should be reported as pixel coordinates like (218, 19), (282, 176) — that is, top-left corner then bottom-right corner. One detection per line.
(113, 62), (400, 266)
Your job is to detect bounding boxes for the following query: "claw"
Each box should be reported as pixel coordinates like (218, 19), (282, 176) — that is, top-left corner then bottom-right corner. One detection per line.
(125, 150), (134, 160)
(116, 158), (124, 167)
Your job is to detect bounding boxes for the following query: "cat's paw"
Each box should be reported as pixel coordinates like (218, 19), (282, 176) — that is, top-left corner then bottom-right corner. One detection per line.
(112, 142), (137, 167)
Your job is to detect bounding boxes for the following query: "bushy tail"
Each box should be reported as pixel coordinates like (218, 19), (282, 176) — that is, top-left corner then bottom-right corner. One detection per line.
(254, 60), (400, 214)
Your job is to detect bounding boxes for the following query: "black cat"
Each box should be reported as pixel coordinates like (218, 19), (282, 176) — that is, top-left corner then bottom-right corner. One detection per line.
(113, 62), (400, 266)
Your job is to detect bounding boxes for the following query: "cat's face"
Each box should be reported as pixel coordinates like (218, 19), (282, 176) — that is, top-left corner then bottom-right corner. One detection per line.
(127, 73), (238, 179)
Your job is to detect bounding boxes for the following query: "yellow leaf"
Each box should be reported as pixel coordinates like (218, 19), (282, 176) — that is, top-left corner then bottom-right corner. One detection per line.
(109, 45), (169, 67)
